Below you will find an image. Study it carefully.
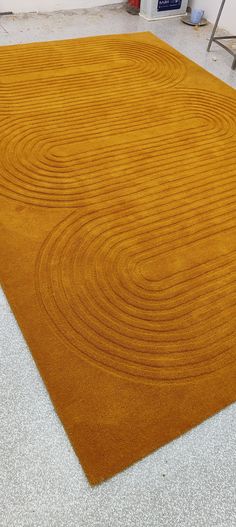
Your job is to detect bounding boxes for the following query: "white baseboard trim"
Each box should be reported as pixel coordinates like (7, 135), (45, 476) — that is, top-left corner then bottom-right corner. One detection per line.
(1, 1), (122, 14)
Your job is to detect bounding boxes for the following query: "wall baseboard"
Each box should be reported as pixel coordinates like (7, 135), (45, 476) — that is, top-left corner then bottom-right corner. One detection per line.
(0, 1), (122, 15)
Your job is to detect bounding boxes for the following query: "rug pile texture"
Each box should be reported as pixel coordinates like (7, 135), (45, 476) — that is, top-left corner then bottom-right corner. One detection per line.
(0, 33), (236, 484)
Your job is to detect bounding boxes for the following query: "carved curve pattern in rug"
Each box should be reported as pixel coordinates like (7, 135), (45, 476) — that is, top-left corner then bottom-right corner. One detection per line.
(0, 32), (236, 485)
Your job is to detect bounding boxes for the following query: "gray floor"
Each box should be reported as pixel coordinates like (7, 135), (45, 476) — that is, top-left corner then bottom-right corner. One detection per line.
(0, 5), (236, 527)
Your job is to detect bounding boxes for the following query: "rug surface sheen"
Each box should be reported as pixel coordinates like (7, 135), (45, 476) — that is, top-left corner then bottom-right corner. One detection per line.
(0, 32), (236, 484)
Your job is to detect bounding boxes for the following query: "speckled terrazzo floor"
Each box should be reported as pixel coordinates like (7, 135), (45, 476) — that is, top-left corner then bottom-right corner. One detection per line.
(0, 5), (236, 526)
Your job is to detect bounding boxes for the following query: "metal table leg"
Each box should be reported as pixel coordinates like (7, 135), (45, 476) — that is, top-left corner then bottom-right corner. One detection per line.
(207, 0), (226, 52)
(207, 0), (236, 70)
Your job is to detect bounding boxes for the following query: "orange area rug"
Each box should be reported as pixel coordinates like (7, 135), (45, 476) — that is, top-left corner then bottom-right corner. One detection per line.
(0, 33), (236, 485)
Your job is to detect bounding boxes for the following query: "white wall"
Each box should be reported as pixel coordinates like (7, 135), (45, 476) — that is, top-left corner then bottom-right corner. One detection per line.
(1, 0), (121, 14)
(189, 0), (236, 34)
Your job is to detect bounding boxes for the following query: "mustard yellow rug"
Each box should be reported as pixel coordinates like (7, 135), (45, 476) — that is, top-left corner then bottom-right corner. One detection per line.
(0, 33), (236, 485)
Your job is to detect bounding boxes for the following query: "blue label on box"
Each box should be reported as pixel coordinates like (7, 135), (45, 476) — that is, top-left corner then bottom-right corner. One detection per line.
(158, 0), (182, 11)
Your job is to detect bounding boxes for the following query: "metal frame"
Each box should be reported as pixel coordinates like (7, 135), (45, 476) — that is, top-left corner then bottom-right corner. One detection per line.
(207, 0), (236, 70)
